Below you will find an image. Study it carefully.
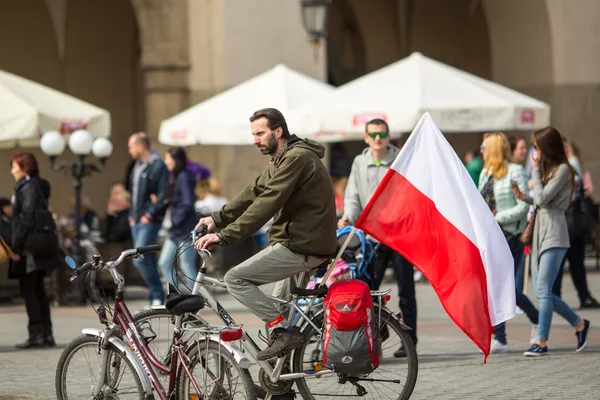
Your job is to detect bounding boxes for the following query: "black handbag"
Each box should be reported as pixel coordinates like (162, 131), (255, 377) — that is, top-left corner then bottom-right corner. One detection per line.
(566, 185), (594, 241)
(24, 184), (59, 258)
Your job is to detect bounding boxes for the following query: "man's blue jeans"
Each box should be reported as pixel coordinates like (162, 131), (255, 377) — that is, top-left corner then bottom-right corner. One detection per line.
(532, 247), (580, 341)
(494, 238), (540, 344)
(159, 237), (198, 292)
(131, 221), (165, 303)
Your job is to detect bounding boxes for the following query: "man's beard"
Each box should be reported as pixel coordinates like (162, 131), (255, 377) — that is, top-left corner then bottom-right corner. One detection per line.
(259, 134), (278, 156)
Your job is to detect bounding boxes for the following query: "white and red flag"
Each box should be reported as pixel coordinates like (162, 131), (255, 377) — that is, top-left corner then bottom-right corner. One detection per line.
(355, 112), (515, 361)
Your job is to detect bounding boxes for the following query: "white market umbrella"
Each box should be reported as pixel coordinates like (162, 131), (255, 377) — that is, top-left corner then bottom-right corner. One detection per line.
(289, 52), (550, 141)
(158, 64), (334, 146)
(0, 69), (111, 148)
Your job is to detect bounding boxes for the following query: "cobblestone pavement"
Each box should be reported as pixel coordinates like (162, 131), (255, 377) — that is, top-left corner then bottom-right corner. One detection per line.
(1, 269), (599, 399)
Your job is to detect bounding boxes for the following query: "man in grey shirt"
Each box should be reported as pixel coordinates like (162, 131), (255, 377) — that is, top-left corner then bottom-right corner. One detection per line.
(339, 118), (417, 358)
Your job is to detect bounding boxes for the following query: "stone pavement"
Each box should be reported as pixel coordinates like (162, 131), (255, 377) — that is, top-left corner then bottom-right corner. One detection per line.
(1, 270), (599, 399)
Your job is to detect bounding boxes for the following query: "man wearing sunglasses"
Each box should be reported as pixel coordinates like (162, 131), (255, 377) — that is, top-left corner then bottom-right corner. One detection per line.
(338, 118), (418, 358)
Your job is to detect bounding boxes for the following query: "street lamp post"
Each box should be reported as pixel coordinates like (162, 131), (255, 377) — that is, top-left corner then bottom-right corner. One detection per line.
(300, 0), (331, 50)
(40, 130), (113, 274)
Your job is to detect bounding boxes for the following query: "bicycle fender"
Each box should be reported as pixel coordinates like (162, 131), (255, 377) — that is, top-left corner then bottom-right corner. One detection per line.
(381, 309), (412, 331)
(82, 328), (155, 399)
(209, 335), (255, 369)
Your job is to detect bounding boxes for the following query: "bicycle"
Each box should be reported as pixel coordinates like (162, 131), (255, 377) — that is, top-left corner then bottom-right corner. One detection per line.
(55, 244), (257, 400)
(137, 229), (419, 399)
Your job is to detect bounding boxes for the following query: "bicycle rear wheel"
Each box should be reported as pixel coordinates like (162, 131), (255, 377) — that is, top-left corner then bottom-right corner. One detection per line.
(56, 334), (144, 399)
(293, 308), (418, 400)
(177, 339), (257, 400)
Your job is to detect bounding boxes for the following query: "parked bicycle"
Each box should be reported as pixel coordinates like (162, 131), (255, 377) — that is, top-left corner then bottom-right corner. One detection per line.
(136, 229), (419, 399)
(55, 244), (256, 400)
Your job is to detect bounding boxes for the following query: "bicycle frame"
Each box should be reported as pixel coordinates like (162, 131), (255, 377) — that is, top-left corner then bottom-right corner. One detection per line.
(191, 271), (333, 383)
(180, 253), (392, 384)
(82, 252), (227, 400)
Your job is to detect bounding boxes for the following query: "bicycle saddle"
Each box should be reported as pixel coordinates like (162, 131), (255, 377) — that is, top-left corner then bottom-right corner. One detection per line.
(165, 293), (205, 315)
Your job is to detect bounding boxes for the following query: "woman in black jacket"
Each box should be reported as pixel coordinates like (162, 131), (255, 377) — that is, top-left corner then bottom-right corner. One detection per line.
(10, 152), (59, 348)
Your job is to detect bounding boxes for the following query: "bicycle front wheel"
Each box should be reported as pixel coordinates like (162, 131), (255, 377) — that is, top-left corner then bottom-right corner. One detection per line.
(56, 334), (144, 399)
(293, 307), (418, 400)
(177, 339), (257, 400)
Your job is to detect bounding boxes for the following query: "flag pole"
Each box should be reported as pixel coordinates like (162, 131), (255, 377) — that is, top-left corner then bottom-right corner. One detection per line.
(321, 226), (357, 284)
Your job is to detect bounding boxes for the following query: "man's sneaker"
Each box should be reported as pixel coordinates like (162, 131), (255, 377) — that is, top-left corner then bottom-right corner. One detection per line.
(530, 325), (539, 345)
(394, 343), (407, 358)
(580, 297), (600, 309)
(490, 339), (509, 353)
(256, 327), (305, 361)
(576, 319), (591, 352)
(524, 343), (548, 357)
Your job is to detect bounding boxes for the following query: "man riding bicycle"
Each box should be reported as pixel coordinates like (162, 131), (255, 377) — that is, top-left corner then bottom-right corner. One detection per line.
(194, 108), (337, 360)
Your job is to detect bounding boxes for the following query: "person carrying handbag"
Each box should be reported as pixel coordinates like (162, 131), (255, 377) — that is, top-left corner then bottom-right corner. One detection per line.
(522, 128), (591, 357)
(9, 152), (61, 349)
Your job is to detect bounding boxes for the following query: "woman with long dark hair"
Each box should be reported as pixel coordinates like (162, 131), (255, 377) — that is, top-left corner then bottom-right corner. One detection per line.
(524, 127), (591, 356)
(158, 147), (198, 291)
(9, 152), (60, 348)
(478, 132), (539, 353)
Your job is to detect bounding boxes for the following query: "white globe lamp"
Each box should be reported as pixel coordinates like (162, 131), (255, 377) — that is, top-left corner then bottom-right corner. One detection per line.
(40, 131), (66, 157)
(92, 137), (113, 163)
(68, 129), (94, 156)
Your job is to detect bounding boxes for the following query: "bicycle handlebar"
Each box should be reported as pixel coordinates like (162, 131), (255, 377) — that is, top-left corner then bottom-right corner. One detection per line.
(70, 245), (162, 281)
(137, 244), (161, 254)
(71, 262), (94, 280)
(192, 226), (208, 243)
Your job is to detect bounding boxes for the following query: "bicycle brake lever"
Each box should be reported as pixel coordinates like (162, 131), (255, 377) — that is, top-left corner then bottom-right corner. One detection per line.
(198, 249), (212, 259)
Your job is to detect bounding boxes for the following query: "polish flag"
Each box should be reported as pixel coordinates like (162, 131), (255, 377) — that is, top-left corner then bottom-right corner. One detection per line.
(355, 112), (515, 361)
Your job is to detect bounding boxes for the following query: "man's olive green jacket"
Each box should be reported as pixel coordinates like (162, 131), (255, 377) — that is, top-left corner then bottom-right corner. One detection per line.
(212, 135), (337, 257)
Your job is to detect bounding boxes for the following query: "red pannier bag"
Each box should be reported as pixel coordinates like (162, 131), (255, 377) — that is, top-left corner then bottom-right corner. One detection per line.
(323, 279), (380, 374)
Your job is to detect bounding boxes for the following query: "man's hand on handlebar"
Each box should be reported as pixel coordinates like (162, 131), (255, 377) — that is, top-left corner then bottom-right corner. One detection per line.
(196, 216), (216, 232)
(194, 233), (222, 251)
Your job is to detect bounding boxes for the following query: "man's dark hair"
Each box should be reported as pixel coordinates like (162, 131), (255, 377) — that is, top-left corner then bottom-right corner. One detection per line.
(250, 108), (290, 138)
(365, 118), (389, 134)
(132, 132), (151, 150)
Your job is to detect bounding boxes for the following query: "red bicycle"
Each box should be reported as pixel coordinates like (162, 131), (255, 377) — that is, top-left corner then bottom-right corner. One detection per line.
(55, 245), (256, 400)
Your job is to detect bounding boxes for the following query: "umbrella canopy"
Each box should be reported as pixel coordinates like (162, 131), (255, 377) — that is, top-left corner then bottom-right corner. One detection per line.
(158, 64), (334, 146)
(0, 69), (111, 149)
(289, 52), (550, 141)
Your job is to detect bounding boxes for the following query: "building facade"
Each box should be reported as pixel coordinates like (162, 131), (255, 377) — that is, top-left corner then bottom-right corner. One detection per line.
(0, 0), (599, 215)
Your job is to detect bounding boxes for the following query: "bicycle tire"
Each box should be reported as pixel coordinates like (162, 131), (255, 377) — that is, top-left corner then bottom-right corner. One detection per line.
(293, 307), (418, 400)
(176, 339), (257, 400)
(56, 334), (144, 400)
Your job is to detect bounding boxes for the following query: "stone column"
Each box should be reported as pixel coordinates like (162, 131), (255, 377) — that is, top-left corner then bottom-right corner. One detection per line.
(130, 0), (191, 138)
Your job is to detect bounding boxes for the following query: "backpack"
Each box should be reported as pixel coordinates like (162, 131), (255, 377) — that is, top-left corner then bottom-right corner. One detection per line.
(323, 279), (380, 374)
(337, 226), (374, 282)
